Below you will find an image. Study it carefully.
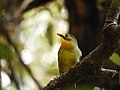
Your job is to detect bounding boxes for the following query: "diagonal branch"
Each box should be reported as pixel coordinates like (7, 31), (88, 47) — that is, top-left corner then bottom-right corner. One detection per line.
(7, 59), (20, 90)
(0, 25), (43, 90)
(43, 0), (120, 89)
(23, 0), (53, 12)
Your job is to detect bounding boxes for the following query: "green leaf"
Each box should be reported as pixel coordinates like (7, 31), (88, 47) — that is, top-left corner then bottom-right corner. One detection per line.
(110, 53), (120, 66)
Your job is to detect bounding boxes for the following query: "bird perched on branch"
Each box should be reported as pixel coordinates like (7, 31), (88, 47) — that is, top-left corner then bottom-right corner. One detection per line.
(57, 33), (82, 75)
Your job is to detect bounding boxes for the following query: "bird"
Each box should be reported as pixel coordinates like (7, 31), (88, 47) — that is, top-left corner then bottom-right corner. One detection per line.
(57, 33), (82, 75)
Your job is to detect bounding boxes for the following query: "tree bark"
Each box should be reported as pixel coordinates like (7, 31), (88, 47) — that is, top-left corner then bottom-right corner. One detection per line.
(43, 0), (120, 89)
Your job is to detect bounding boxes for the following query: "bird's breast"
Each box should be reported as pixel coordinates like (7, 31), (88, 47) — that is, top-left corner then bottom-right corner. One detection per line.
(59, 43), (81, 61)
(58, 43), (82, 74)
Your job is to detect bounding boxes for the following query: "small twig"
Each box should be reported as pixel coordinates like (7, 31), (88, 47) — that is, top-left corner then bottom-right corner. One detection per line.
(100, 67), (118, 78)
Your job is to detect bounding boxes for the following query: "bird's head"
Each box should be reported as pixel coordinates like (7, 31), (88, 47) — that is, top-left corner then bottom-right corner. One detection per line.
(57, 33), (78, 46)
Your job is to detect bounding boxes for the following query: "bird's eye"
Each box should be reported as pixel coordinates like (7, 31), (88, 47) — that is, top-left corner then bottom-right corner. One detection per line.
(65, 34), (68, 37)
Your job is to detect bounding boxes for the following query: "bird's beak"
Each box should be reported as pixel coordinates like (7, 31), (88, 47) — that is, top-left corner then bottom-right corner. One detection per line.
(57, 33), (64, 38)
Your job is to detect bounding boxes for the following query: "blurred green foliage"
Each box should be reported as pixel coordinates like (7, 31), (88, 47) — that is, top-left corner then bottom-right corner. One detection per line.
(0, 43), (13, 60)
(1, 0), (67, 89)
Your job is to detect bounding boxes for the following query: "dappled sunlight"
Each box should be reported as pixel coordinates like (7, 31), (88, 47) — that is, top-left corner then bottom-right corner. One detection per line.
(19, 1), (68, 87)
(21, 49), (34, 65)
(1, 71), (11, 88)
(1, 0), (68, 89)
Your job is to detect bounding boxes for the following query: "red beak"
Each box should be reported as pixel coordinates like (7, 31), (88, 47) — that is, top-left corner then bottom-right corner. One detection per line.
(57, 33), (63, 37)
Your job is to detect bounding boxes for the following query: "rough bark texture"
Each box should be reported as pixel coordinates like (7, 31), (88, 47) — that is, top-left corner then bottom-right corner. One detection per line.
(43, 0), (120, 89)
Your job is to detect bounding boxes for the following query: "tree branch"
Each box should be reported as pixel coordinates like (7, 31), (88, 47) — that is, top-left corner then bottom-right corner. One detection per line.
(0, 25), (43, 90)
(43, 0), (120, 89)
(23, 0), (53, 12)
(7, 59), (20, 90)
